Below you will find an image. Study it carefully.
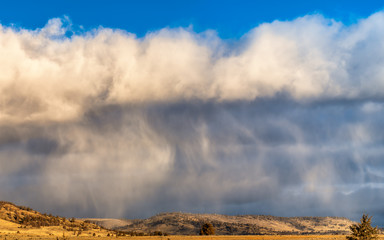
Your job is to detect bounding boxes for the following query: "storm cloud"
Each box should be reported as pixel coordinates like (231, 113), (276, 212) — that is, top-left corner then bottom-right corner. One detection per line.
(2, 12), (384, 224)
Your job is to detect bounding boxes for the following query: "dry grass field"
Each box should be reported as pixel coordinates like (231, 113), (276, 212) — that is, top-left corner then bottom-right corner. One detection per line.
(0, 217), (114, 239)
(0, 201), (379, 240)
(0, 215), (364, 240)
(1, 235), (384, 240)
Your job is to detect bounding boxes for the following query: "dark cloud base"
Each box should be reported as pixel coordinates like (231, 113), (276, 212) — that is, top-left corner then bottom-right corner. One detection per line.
(2, 99), (384, 225)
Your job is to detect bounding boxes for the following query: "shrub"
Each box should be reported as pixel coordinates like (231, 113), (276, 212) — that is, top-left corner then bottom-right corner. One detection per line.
(200, 222), (215, 235)
(347, 214), (379, 240)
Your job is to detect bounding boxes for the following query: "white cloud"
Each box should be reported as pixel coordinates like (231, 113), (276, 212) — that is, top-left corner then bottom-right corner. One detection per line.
(1, 13), (384, 124)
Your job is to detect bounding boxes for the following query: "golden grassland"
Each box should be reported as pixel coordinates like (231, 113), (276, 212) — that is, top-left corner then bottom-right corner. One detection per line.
(2, 233), (384, 240)
(0, 219), (372, 240)
(0, 203), (379, 240)
(0, 217), (111, 239)
(0, 219), (377, 240)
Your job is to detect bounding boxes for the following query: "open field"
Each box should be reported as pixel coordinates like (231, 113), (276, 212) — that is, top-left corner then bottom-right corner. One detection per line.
(0, 201), (374, 240)
(0, 217), (114, 239)
(1, 235), (384, 240)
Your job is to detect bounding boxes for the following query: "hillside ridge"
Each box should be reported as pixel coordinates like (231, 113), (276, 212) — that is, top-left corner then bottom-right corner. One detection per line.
(86, 212), (356, 235)
(0, 201), (115, 237)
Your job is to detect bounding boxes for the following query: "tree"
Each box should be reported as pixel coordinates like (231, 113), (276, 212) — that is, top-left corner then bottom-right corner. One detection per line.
(347, 214), (379, 240)
(200, 222), (215, 235)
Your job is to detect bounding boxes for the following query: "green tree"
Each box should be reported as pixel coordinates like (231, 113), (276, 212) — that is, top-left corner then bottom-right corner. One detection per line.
(200, 222), (215, 235)
(347, 214), (379, 240)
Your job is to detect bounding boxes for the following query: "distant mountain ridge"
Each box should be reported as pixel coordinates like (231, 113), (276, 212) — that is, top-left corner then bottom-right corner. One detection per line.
(86, 212), (356, 235)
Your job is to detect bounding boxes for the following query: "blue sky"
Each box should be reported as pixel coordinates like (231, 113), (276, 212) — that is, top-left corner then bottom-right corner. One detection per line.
(3, 0), (384, 227)
(1, 0), (384, 37)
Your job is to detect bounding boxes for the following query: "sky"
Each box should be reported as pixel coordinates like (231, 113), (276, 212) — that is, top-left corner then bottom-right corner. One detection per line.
(2, 0), (384, 226)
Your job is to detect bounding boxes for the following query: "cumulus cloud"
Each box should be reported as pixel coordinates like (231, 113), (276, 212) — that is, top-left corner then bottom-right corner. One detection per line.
(1, 13), (384, 123)
(1, 13), (384, 224)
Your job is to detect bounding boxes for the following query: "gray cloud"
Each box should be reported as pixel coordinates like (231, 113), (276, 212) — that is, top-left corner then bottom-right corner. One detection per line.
(2, 12), (384, 225)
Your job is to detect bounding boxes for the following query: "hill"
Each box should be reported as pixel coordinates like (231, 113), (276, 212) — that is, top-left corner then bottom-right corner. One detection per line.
(86, 212), (356, 235)
(0, 201), (114, 237)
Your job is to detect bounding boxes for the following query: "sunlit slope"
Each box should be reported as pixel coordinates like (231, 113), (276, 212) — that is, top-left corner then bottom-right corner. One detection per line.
(0, 201), (113, 237)
(88, 212), (356, 235)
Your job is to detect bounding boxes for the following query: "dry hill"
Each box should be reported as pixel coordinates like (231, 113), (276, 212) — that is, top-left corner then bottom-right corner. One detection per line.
(0, 201), (114, 237)
(86, 212), (355, 235)
(0, 201), (357, 237)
